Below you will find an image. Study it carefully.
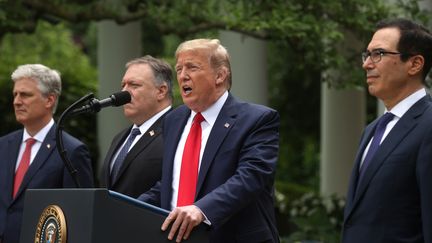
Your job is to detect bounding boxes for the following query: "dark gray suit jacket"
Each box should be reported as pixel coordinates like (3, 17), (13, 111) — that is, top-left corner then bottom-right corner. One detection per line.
(342, 95), (432, 243)
(100, 112), (167, 198)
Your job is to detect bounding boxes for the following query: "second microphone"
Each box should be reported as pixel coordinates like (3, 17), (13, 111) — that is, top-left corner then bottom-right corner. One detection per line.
(71, 91), (131, 115)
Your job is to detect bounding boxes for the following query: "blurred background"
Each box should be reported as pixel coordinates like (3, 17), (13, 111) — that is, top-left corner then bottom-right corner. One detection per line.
(0, 0), (431, 241)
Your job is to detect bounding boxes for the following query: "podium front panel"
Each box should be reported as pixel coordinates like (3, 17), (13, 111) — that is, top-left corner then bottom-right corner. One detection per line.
(20, 189), (209, 243)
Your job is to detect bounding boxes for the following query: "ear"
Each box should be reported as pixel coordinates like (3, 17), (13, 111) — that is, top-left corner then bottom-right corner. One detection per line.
(407, 55), (424, 76)
(45, 94), (56, 109)
(156, 84), (168, 100)
(215, 67), (228, 86)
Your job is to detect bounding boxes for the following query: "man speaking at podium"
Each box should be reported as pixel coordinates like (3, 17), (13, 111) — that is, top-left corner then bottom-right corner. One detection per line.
(0, 64), (94, 243)
(139, 39), (280, 243)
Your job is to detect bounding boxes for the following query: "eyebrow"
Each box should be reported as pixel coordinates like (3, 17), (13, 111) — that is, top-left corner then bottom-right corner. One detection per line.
(366, 48), (386, 52)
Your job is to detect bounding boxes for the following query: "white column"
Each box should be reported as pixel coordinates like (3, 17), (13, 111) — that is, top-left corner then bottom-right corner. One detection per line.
(219, 31), (268, 105)
(97, 20), (141, 171)
(320, 84), (366, 196)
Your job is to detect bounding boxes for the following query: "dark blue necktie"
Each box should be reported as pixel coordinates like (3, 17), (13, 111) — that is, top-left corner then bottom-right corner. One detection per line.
(110, 128), (141, 184)
(359, 112), (395, 176)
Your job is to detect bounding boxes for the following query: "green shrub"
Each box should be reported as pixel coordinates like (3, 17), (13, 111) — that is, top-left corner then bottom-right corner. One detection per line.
(287, 193), (345, 243)
(0, 20), (98, 170)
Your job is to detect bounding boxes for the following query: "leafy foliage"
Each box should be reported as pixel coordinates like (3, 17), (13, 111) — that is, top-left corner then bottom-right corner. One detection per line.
(0, 21), (98, 168)
(0, 0), (430, 239)
(1, 0), (430, 88)
(286, 193), (345, 242)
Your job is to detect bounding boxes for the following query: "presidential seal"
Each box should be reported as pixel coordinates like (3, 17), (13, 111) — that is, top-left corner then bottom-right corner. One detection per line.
(34, 205), (67, 243)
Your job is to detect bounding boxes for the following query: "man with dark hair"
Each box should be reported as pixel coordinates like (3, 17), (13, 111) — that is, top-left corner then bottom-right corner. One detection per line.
(0, 64), (94, 243)
(100, 55), (173, 198)
(342, 18), (432, 243)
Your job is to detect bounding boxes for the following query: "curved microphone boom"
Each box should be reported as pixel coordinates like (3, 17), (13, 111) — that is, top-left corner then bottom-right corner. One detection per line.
(55, 91), (131, 187)
(71, 91), (131, 115)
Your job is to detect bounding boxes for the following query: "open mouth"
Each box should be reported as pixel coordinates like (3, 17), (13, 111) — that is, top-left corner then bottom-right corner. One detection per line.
(183, 86), (192, 95)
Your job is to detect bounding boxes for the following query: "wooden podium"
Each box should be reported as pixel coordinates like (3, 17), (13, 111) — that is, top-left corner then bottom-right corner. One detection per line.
(20, 189), (209, 243)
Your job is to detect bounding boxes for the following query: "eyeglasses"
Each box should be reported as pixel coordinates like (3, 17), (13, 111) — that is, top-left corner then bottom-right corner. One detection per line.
(361, 49), (403, 63)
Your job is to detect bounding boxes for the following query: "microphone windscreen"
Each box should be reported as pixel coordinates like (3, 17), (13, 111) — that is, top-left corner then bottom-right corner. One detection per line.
(112, 91), (131, 106)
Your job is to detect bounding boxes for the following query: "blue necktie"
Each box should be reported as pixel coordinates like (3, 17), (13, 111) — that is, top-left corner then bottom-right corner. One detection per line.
(359, 112), (395, 177)
(110, 128), (141, 183)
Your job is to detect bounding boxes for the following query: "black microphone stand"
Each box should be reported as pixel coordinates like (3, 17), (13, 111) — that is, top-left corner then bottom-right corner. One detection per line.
(55, 93), (95, 188)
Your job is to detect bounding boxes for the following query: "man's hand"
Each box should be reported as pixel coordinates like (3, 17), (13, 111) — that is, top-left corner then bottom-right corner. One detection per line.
(161, 205), (204, 242)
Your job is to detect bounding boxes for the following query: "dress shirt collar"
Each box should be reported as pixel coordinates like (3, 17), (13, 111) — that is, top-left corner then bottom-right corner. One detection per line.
(190, 91), (228, 126)
(22, 119), (54, 143)
(133, 105), (171, 133)
(385, 88), (427, 118)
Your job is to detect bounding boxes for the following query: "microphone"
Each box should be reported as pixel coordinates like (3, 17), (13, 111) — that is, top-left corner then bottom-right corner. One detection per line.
(71, 91), (131, 115)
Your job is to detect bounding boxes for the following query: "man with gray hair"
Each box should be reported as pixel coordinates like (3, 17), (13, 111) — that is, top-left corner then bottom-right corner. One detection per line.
(0, 64), (94, 243)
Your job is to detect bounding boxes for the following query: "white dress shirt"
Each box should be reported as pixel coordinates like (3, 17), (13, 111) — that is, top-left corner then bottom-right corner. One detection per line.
(110, 106), (171, 172)
(360, 88), (427, 168)
(15, 119), (54, 171)
(170, 91), (229, 209)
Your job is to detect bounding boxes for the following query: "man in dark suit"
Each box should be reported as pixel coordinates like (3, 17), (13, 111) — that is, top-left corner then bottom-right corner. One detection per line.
(138, 39), (280, 243)
(100, 55), (173, 198)
(342, 19), (432, 243)
(0, 64), (94, 243)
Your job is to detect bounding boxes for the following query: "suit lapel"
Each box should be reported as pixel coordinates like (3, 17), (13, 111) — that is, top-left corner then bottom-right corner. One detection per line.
(14, 125), (57, 200)
(196, 94), (238, 196)
(111, 115), (165, 186)
(159, 108), (189, 209)
(103, 128), (129, 185)
(345, 121), (376, 208)
(354, 112), (420, 200)
(2, 132), (22, 203)
(345, 96), (430, 220)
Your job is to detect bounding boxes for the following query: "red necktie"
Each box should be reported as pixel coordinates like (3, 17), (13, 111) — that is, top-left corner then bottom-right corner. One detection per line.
(177, 113), (204, 206)
(13, 138), (36, 198)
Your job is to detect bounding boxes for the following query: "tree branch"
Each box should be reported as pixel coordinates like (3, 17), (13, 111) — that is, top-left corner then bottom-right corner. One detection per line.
(23, 0), (149, 24)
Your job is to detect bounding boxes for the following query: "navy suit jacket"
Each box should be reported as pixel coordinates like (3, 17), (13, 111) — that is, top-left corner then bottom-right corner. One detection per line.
(0, 125), (94, 243)
(139, 94), (280, 243)
(342, 95), (432, 243)
(100, 112), (166, 198)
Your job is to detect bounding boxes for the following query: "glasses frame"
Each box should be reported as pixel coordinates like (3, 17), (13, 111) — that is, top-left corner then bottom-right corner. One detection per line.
(361, 49), (403, 63)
